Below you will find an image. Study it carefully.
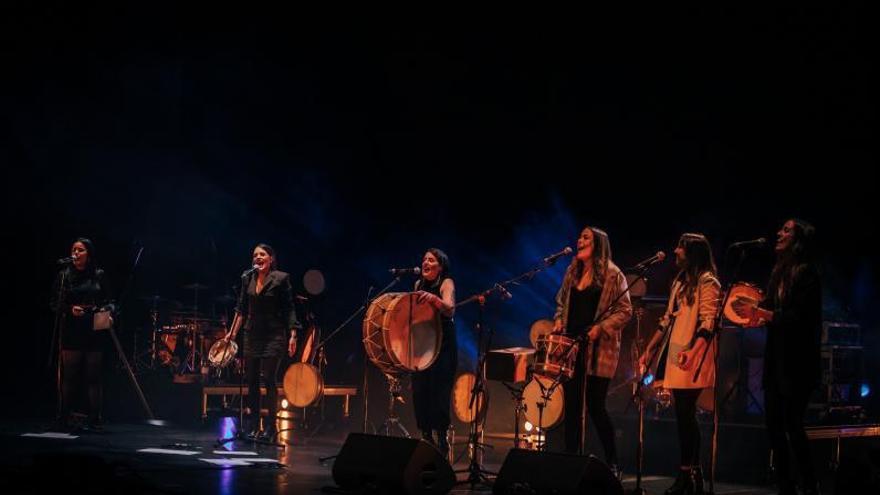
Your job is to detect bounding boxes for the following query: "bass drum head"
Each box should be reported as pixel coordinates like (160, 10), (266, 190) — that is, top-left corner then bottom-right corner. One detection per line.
(283, 362), (324, 408)
(522, 376), (565, 429)
(452, 372), (488, 423)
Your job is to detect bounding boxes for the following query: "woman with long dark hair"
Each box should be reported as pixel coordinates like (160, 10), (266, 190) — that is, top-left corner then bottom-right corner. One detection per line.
(640, 233), (721, 494)
(552, 226), (632, 474)
(50, 238), (114, 431)
(224, 243), (301, 440)
(733, 219), (821, 495)
(411, 248), (457, 458)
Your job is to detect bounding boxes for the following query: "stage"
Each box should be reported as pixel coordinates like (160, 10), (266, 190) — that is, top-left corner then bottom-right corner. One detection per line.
(5, 418), (855, 494)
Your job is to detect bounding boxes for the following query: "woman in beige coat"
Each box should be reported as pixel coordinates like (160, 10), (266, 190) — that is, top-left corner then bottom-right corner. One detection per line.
(640, 233), (720, 495)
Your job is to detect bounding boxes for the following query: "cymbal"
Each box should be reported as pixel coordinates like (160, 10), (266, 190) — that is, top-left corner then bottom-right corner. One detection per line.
(182, 283), (211, 290)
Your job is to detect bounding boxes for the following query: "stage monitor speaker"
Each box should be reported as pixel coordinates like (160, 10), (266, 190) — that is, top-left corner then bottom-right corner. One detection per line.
(493, 448), (623, 495)
(331, 433), (454, 495)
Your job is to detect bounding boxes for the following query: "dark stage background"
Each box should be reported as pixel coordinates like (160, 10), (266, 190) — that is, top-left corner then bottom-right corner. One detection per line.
(2, 5), (876, 424)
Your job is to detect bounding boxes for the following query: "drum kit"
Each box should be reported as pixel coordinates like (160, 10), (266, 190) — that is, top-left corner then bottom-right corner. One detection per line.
(136, 284), (234, 378)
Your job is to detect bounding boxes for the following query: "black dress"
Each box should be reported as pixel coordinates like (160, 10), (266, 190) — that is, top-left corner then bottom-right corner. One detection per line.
(51, 267), (113, 352)
(411, 276), (458, 434)
(236, 270), (302, 358)
(760, 262), (822, 488)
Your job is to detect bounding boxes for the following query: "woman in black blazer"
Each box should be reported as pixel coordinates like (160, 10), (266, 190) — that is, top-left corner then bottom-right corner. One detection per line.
(225, 243), (301, 439)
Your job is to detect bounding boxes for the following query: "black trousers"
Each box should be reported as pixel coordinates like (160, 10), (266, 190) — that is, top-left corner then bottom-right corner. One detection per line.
(764, 380), (816, 486)
(562, 353), (617, 464)
(412, 339), (457, 433)
(60, 350), (103, 422)
(245, 357), (281, 428)
(672, 388), (702, 466)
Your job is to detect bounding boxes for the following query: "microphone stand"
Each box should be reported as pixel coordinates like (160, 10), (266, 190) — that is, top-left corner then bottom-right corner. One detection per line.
(110, 247), (156, 421)
(48, 264), (70, 425)
(451, 254), (570, 487)
(688, 244), (755, 495)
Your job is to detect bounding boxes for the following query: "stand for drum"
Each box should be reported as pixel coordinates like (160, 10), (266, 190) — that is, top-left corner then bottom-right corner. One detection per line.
(378, 375), (410, 437)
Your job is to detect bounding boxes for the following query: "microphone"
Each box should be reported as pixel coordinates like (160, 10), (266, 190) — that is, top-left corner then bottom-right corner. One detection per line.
(495, 284), (513, 300)
(543, 247), (574, 265)
(242, 264), (259, 277)
(389, 267), (421, 276)
(729, 237), (767, 249)
(629, 251), (666, 272)
(57, 255), (77, 265)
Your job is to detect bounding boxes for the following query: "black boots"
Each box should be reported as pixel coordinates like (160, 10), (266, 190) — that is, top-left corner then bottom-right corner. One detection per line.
(664, 466), (704, 495)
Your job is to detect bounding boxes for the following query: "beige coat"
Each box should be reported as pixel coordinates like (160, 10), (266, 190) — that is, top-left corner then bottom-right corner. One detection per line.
(651, 272), (721, 390)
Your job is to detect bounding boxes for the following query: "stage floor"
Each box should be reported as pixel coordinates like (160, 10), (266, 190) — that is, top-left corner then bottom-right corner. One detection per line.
(0, 419), (791, 494)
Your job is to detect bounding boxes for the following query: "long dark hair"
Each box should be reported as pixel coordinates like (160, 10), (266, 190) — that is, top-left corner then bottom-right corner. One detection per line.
(254, 243), (278, 271)
(419, 247), (451, 288)
(72, 237), (98, 274)
(769, 219), (816, 302)
(673, 233), (717, 305)
(562, 226), (612, 290)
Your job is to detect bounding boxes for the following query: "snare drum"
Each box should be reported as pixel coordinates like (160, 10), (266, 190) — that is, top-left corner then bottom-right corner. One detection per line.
(533, 334), (579, 381)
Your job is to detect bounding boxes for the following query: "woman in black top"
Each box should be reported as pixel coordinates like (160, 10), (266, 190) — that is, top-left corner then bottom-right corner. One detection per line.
(551, 226), (631, 474)
(224, 244), (301, 439)
(733, 219), (821, 495)
(50, 238), (114, 430)
(411, 248), (457, 458)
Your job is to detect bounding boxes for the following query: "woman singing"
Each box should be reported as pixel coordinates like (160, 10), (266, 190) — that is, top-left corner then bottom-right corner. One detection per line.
(553, 226), (632, 475)
(224, 244), (301, 440)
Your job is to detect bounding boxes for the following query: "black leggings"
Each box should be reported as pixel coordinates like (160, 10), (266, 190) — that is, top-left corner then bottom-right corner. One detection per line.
(764, 381), (816, 486)
(563, 368), (617, 464)
(672, 388), (702, 466)
(60, 350), (103, 421)
(245, 357), (280, 427)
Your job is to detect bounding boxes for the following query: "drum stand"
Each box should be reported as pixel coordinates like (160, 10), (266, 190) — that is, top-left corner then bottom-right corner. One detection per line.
(501, 382), (527, 448)
(379, 375), (410, 437)
(533, 377), (564, 451)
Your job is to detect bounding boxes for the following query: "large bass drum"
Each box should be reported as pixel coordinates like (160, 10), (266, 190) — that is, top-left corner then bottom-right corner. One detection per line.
(283, 362), (324, 408)
(362, 292), (442, 375)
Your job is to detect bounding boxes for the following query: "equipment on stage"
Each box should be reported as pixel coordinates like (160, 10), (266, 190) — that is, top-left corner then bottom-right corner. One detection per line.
(363, 292), (442, 375)
(522, 376), (565, 429)
(452, 372), (488, 424)
(533, 334), (579, 381)
(485, 347), (533, 384)
(723, 282), (765, 326)
(207, 339), (238, 368)
(528, 318), (554, 347)
(283, 362), (324, 408)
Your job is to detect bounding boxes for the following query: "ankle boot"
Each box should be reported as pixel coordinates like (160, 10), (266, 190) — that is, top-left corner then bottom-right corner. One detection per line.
(691, 465), (704, 494)
(664, 467), (695, 495)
